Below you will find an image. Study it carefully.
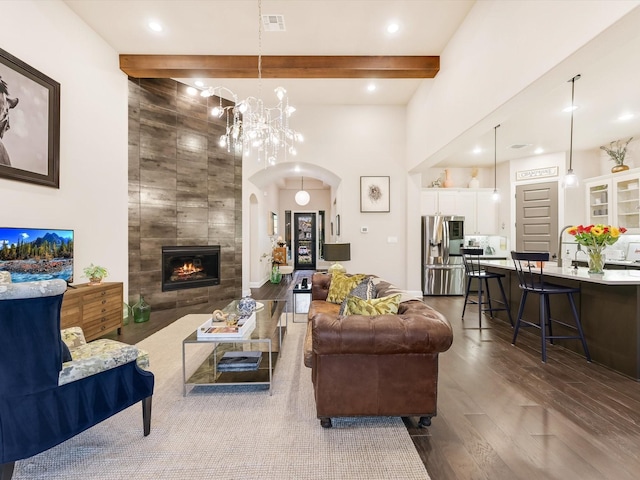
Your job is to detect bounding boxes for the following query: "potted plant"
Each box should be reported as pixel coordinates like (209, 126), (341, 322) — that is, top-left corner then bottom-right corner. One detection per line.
(83, 263), (108, 285)
(601, 137), (633, 173)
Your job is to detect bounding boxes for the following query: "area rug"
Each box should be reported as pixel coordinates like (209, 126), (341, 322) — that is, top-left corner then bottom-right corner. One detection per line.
(12, 314), (430, 480)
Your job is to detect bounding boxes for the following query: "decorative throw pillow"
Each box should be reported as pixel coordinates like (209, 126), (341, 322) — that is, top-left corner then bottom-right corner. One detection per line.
(326, 272), (367, 304)
(338, 277), (376, 315)
(344, 293), (402, 316)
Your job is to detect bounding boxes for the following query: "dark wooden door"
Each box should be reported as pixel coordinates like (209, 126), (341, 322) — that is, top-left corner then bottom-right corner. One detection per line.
(294, 213), (316, 270)
(516, 181), (558, 257)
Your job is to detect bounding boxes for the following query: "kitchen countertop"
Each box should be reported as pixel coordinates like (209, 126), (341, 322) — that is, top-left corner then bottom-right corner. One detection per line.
(480, 259), (640, 285)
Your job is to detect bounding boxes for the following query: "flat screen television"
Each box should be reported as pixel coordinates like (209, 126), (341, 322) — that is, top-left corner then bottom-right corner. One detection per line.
(0, 227), (74, 283)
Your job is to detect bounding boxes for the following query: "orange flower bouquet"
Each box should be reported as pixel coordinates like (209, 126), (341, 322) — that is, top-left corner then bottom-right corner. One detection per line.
(567, 224), (627, 273)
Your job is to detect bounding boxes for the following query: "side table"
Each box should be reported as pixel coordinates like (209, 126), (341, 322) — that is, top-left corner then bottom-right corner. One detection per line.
(292, 283), (312, 320)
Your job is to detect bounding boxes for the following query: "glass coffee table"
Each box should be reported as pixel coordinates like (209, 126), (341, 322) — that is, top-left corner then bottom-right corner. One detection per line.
(182, 299), (287, 396)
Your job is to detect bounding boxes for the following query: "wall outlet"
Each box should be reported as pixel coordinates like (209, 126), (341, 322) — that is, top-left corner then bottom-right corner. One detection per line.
(361, 226), (369, 233)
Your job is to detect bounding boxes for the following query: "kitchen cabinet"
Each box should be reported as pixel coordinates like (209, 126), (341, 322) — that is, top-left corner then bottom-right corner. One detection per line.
(585, 178), (611, 225)
(421, 189), (497, 235)
(585, 169), (640, 231)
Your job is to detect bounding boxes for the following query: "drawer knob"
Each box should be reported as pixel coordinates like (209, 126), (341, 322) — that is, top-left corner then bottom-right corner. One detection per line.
(101, 299), (107, 304)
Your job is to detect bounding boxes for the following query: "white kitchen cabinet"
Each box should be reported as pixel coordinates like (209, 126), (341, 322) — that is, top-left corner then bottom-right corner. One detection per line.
(584, 169), (640, 232)
(420, 189), (497, 234)
(613, 173), (640, 230)
(585, 178), (611, 226)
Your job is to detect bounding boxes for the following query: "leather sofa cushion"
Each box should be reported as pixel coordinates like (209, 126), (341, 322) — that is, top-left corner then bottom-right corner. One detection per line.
(309, 299), (340, 319)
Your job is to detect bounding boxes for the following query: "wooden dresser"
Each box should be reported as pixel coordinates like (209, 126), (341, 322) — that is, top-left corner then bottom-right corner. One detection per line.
(60, 282), (123, 341)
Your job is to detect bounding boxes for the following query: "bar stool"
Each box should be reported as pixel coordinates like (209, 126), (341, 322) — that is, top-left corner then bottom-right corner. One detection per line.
(511, 251), (591, 363)
(461, 248), (513, 328)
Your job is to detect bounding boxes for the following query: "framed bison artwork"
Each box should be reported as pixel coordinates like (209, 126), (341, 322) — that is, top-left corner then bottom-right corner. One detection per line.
(0, 47), (60, 188)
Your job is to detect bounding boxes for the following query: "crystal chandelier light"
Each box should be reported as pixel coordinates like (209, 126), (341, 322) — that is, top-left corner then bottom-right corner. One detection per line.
(200, 0), (303, 167)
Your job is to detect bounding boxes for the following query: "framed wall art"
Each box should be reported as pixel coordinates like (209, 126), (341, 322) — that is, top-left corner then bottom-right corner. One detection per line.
(0, 47), (60, 188)
(360, 176), (390, 213)
(335, 214), (341, 236)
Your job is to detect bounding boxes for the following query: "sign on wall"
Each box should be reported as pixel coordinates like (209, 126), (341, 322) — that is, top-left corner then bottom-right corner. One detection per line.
(515, 166), (558, 181)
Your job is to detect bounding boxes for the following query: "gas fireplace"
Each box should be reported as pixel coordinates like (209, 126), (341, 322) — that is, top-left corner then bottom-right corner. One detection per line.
(161, 245), (220, 292)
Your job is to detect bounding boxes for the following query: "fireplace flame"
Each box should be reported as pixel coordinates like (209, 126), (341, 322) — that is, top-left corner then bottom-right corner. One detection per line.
(174, 262), (203, 277)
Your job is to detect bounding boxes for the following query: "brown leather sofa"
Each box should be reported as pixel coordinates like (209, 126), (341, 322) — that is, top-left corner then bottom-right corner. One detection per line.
(303, 272), (453, 428)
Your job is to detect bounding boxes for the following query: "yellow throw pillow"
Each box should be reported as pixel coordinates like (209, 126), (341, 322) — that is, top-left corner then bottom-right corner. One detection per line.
(326, 272), (367, 304)
(344, 293), (401, 316)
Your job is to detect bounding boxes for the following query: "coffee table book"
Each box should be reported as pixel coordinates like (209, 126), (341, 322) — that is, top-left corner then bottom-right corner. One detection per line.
(197, 312), (256, 339)
(217, 351), (262, 372)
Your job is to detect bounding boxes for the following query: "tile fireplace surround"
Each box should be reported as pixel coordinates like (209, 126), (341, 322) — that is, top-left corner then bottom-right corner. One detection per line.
(128, 77), (242, 311)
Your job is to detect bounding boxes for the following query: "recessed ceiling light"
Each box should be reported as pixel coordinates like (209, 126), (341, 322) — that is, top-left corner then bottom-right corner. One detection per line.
(472, 147), (482, 154)
(194, 80), (204, 88)
(534, 147), (544, 154)
(562, 105), (578, 113)
(186, 87), (197, 96)
(387, 23), (400, 34)
(618, 113), (635, 121)
(367, 83), (376, 92)
(148, 21), (163, 32)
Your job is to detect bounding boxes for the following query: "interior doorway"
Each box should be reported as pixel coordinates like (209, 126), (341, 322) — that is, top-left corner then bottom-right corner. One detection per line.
(294, 212), (316, 270)
(515, 181), (559, 258)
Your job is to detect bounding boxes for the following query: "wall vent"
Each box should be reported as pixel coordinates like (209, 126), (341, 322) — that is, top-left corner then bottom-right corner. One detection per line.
(262, 14), (286, 32)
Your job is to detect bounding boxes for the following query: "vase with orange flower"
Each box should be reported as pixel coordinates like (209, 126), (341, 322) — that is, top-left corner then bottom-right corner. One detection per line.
(567, 224), (627, 274)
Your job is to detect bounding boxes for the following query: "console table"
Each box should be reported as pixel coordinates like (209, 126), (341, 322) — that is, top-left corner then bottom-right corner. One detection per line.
(61, 282), (123, 341)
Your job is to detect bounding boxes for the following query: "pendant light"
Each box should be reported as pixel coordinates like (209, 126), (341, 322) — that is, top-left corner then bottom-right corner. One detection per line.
(295, 176), (310, 206)
(492, 124), (501, 202)
(563, 74), (581, 188)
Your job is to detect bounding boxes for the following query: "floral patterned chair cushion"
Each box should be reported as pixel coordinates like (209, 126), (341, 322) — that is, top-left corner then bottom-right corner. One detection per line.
(59, 327), (150, 386)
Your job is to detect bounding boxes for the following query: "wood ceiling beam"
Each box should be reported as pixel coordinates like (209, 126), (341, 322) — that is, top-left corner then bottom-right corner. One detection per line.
(119, 55), (439, 79)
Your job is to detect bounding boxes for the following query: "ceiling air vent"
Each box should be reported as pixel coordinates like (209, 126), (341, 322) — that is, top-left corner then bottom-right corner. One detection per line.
(509, 143), (532, 149)
(262, 14), (286, 32)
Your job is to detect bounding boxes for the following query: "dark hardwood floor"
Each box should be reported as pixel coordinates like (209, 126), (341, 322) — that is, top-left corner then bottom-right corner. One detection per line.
(108, 272), (640, 480)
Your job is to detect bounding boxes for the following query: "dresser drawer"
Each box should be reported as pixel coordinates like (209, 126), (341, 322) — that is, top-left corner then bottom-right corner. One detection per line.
(83, 293), (120, 319)
(83, 312), (122, 341)
(82, 284), (120, 302)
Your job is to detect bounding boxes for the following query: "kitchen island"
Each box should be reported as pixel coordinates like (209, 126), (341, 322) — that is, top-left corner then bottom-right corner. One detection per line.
(480, 260), (640, 379)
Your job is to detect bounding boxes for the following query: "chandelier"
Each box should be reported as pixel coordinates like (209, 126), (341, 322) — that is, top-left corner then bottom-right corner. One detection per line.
(200, 0), (303, 166)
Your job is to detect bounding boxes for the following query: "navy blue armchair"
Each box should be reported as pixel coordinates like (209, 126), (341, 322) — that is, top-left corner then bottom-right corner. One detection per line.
(0, 280), (154, 480)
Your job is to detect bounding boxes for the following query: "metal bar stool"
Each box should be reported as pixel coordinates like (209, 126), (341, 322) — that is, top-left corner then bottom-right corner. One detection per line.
(461, 248), (513, 328)
(511, 251), (591, 363)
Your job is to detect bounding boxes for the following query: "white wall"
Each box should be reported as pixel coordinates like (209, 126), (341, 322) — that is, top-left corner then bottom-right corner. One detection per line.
(406, 0), (638, 170)
(1, 1), (128, 292)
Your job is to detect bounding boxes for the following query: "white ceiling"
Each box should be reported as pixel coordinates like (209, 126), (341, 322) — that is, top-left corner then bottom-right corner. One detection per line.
(63, 0), (640, 171)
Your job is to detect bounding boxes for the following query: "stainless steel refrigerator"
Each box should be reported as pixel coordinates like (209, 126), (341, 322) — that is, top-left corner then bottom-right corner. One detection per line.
(422, 215), (465, 295)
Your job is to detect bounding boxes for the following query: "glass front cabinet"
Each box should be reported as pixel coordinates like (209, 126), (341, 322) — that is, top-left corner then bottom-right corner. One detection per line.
(614, 174), (640, 230)
(585, 169), (640, 232)
(585, 179), (611, 226)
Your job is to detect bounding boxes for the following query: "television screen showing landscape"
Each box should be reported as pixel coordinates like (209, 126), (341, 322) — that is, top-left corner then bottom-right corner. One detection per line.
(0, 227), (74, 283)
